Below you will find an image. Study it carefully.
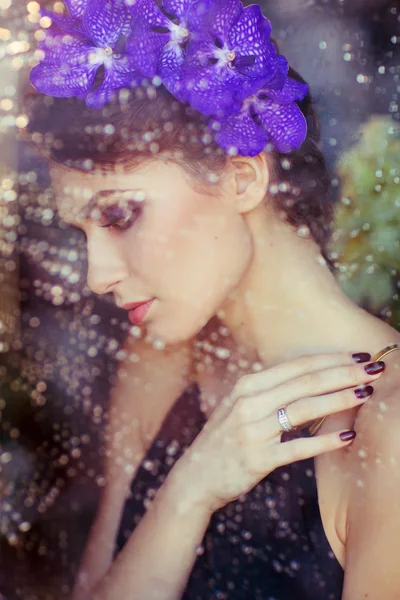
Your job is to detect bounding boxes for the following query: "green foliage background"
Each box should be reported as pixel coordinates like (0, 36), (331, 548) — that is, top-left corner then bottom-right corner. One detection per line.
(331, 116), (400, 328)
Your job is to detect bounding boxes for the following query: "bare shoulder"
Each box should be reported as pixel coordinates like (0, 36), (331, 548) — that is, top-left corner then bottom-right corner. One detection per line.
(315, 347), (400, 559)
(343, 347), (400, 535)
(339, 351), (400, 597)
(352, 348), (400, 449)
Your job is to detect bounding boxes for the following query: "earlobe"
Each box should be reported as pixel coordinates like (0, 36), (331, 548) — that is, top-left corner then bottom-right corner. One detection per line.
(230, 153), (270, 214)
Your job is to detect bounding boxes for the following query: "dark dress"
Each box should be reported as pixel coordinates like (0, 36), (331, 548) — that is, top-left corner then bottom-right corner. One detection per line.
(115, 383), (344, 600)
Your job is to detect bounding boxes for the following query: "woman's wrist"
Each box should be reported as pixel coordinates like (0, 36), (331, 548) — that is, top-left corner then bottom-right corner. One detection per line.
(166, 456), (216, 521)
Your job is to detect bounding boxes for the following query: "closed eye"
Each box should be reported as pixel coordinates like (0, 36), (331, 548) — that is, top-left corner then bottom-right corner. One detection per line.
(98, 204), (141, 233)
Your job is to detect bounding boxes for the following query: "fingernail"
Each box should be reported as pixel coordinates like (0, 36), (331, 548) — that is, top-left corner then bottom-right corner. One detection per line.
(364, 361), (385, 375)
(340, 430), (356, 442)
(354, 385), (374, 399)
(352, 352), (371, 363)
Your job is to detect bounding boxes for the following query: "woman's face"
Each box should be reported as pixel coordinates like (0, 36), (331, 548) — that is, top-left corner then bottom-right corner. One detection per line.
(51, 159), (253, 345)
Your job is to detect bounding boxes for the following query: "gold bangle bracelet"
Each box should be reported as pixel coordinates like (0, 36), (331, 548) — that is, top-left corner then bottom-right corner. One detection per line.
(309, 344), (400, 437)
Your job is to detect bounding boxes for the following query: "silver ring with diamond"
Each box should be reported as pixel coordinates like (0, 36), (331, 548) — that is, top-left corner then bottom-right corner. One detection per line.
(277, 406), (296, 433)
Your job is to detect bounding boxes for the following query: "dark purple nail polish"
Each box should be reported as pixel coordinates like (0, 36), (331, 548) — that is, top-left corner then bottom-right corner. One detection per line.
(352, 352), (371, 363)
(340, 430), (356, 442)
(354, 385), (374, 399)
(364, 361), (385, 375)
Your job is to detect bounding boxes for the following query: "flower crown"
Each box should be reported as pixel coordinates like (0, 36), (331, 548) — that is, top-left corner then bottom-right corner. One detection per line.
(30, 0), (309, 157)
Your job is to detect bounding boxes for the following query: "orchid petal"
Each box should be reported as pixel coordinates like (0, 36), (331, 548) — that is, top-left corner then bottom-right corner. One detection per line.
(125, 0), (172, 76)
(65, 0), (88, 19)
(213, 108), (268, 157)
(203, 0), (242, 41)
(126, 0), (170, 29)
(160, 0), (215, 31)
(40, 8), (84, 35)
(259, 55), (288, 92)
(162, 0), (194, 21)
(238, 73), (277, 104)
(183, 36), (218, 69)
(236, 53), (288, 102)
(126, 20), (166, 77)
(257, 101), (307, 153)
(263, 76), (309, 105)
(184, 0), (214, 30)
(121, 12), (134, 37)
(180, 64), (242, 116)
(83, 0), (128, 47)
(30, 61), (98, 100)
(229, 5), (277, 86)
(159, 43), (187, 102)
(36, 26), (93, 67)
(85, 55), (142, 108)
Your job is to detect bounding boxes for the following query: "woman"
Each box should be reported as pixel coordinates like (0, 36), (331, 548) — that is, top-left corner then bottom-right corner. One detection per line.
(25, 0), (400, 598)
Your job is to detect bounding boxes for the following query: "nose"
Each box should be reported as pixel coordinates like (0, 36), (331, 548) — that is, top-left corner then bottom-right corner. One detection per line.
(86, 232), (129, 296)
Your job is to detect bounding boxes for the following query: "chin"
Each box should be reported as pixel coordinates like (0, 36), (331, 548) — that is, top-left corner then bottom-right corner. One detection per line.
(145, 313), (212, 348)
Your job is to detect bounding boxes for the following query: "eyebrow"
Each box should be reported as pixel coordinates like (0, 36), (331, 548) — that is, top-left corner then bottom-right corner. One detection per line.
(61, 189), (142, 225)
(81, 189), (140, 219)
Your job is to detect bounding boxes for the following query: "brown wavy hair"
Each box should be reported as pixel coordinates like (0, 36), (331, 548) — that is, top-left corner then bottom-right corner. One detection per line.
(24, 64), (334, 267)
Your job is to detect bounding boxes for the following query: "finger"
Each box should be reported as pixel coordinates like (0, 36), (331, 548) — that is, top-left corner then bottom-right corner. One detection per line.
(258, 361), (384, 417)
(232, 351), (371, 399)
(236, 358), (382, 421)
(278, 384), (374, 431)
(245, 385), (372, 438)
(272, 429), (357, 469)
(275, 360), (383, 406)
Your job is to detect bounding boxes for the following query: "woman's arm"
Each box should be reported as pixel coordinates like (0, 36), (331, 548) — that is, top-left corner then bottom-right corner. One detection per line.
(72, 460), (143, 600)
(90, 465), (212, 600)
(72, 336), (193, 600)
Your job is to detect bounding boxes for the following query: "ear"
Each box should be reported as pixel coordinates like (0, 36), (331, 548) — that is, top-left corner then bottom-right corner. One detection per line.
(228, 152), (270, 214)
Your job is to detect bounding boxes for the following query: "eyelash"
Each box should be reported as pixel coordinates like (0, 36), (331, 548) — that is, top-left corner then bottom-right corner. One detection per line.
(99, 205), (141, 233)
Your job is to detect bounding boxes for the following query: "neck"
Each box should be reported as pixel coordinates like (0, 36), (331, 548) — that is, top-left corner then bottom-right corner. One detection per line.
(219, 205), (395, 367)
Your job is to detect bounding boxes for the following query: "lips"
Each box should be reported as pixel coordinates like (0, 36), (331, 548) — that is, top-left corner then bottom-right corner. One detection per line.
(121, 299), (154, 326)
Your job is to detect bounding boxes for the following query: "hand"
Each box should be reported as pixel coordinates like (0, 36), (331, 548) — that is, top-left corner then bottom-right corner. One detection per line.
(175, 352), (384, 513)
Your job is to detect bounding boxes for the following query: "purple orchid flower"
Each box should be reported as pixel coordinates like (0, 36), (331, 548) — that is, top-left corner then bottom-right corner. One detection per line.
(29, 0), (309, 156)
(213, 65), (309, 156)
(178, 0), (281, 117)
(125, 0), (213, 101)
(30, 0), (141, 108)
(126, 0), (282, 118)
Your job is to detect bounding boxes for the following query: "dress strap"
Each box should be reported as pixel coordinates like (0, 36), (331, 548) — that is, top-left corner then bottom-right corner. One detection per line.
(309, 344), (400, 437)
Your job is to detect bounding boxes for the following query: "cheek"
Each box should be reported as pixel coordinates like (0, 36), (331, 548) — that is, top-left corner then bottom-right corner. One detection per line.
(119, 195), (252, 299)
(117, 212), (188, 285)
(146, 220), (253, 345)
(163, 214), (251, 295)
(122, 197), (204, 269)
